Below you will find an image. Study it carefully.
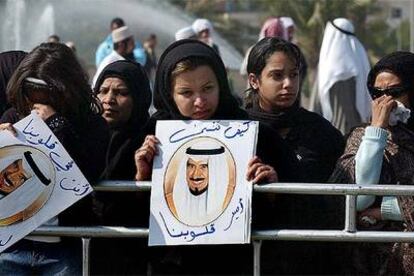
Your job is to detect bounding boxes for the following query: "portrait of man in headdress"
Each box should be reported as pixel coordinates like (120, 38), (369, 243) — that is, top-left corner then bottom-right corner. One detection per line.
(0, 159), (31, 195)
(0, 145), (54, 226)
(164, 138), (236, 227)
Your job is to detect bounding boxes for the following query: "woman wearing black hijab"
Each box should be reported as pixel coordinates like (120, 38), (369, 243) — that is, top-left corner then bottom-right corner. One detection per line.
(94, 60), (151, 180)
(331, 51), (414, 275)
(0, 51), (27, 116)
(134, 39), (300, 275)
(136, 39), (299, 183)
(91, 60), (152, 275)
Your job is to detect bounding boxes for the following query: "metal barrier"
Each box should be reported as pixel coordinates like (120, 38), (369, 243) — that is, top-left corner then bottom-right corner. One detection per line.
(30, 181), (414, 276)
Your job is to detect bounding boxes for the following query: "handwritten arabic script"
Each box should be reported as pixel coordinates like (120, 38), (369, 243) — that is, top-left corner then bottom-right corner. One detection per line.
(0, 235), (13, 247)
(160, 212), (216, 242)
(224, 198), (244, 231)
(169, 121), (251, 143)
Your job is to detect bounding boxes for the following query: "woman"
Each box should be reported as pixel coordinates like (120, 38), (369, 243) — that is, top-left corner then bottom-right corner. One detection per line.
(91, 60), (151, 274)
(245, 37), (345, 274)
(0, 42), (109, 275)
(134, 39), (299, 275)
(331, 51), (414, 275)
(94, 60), (151, 180)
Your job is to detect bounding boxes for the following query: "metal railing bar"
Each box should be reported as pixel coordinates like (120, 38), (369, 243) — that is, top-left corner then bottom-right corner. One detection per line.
(345, 195), (357, 232)
(81, 238), (90, 276)
(253, 240), (262, 276)
(94, 181), (414, 196)
(31, 227), (414, 243)
(252, 229), (414, 242)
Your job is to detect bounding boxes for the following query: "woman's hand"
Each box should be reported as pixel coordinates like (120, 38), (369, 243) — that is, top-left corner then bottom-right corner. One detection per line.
(246, 156), (278, 184)
(32, 103), (56, 121)
(358, 207), (382, 227)
(134, 135), (160, 181)
(371, 95), (397, 129)
(0, 123), (17, 136)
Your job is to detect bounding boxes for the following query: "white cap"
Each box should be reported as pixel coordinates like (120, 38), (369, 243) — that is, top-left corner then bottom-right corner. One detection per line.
(112, 26), (132, 43)
(175, 26), (196, 41)
(192, 18), (213, 33)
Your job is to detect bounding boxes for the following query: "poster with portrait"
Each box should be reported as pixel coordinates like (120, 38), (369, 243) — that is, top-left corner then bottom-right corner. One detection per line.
(0, 112), (92, 253)
(149, 120), (258, 246)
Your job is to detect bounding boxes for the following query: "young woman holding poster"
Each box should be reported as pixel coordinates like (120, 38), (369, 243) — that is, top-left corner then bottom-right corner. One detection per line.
(244, 37), (345, 274)
(134, 39), (300, 274)
(0, 42), (109, 275)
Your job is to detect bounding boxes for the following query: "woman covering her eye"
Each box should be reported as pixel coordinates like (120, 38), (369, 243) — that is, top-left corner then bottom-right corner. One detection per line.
(0, 43), (109, 275)
(331, 51), (414, 275)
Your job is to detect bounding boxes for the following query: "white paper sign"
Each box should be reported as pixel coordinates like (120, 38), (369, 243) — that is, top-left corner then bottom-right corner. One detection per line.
(0, 113), (92, 252)
(149, 120), (258, 246)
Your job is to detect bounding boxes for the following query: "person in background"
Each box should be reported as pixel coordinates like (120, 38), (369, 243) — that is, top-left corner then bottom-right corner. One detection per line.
(0, 51), (27, 117)
(143, 33), (158, 83)
(91, 60), (151, 274)
(93, 26), (138, 86)
(280, 17), (296, 42)
(0, 42), (109, 275)
(330, 51), (414, 275)
(315, 18), (371, 135)
(95, 17), (124, 67)
(192, 18), (220, 55)
(95, 17), (146, 68)
(175, 26), (197, 41)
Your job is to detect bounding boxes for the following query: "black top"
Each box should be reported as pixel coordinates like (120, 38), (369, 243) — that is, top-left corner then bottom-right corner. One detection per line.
(246, 95), (345, 183)
(0, 51), (27, 116)
(149, 39), (300, 182)
(94, 60), (151, 180)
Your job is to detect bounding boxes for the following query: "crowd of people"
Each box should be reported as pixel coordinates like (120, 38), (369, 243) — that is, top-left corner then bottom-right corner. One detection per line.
(0, 14), (413, 275)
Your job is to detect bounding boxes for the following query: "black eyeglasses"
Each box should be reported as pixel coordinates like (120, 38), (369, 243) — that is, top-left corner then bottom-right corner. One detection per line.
(368, 85), (409, 100)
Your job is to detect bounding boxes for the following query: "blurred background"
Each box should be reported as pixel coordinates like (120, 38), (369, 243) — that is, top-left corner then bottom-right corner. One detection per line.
(1, 0), (412, 108)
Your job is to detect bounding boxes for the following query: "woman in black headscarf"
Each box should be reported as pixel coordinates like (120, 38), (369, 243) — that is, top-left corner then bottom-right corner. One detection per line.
(0, 51), (27, 117)
(91, 60), (151, 275)
(136, 39), (299, 183)
(331, 51), (414, 275)
(134, 39), (300, 275)
(94, 60), (151, 180)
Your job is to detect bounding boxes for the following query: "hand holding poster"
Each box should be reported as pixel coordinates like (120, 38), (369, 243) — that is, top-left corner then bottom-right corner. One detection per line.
(149, 120), (258, 246)
(0, 112), (92, 252)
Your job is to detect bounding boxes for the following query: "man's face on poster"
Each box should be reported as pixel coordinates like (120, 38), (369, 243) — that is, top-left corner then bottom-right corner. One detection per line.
(186, 157), (208, 195)
(0, 159), (30, 194)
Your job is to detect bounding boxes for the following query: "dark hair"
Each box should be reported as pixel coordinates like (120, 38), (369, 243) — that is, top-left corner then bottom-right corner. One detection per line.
(245, 37), (301, 105)
(171, 57), (211, 82)
(367, 51), (414, 106)
(247, 37), (301, 77)
(7, 42), (101, 129)
(110, 17), (125, 29)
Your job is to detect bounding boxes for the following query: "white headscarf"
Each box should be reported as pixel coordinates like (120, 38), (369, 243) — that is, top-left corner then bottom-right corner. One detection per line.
(280, 17), (295, 42)
(318, 18), (371, 122)
(172, 140), (228, 226)
(175, 26), (196, 41)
